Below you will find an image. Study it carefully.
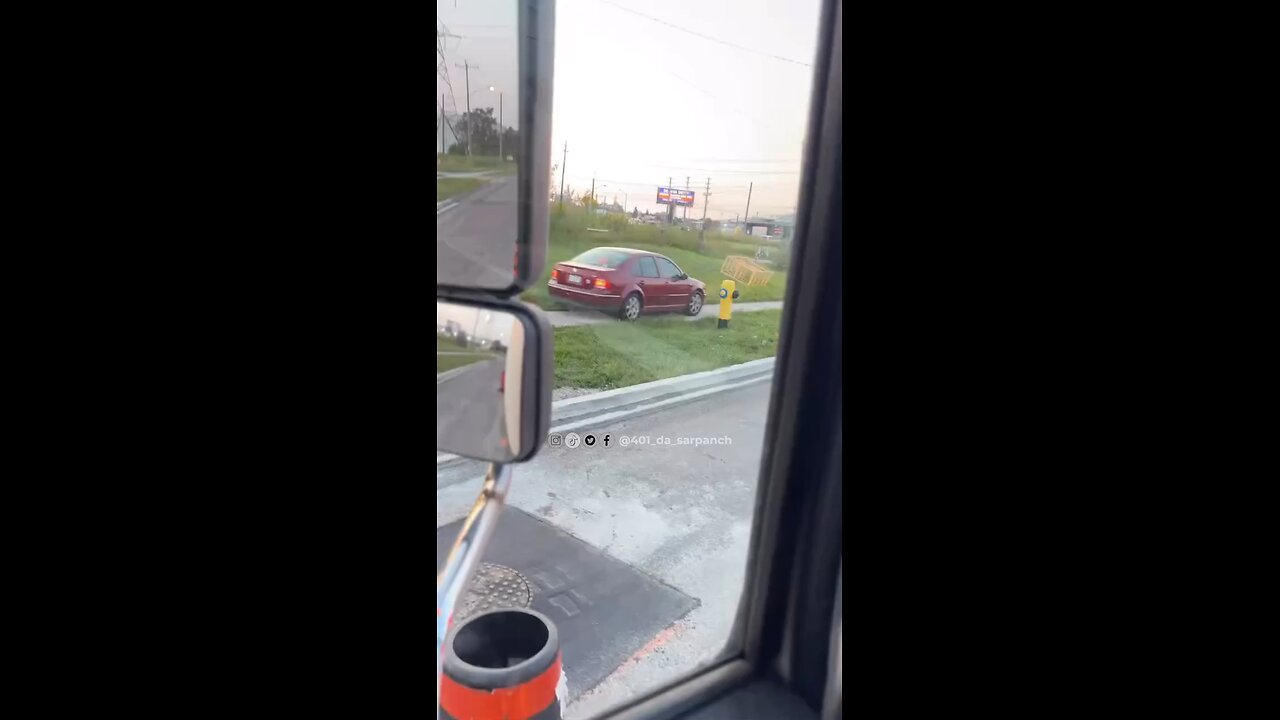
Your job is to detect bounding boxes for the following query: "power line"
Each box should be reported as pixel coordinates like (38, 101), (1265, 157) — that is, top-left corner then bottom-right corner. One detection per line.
(577, 154), (805, 173)
(436, 25), (461, 120)
(598, 0), (812, 68)
(685, 157), (801, 163)
(658, 64), (779, 133)
(593, 160), (801, 175)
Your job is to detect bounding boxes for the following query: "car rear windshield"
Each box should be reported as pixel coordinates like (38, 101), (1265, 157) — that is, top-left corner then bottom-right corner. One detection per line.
(569, 249), (631, 268)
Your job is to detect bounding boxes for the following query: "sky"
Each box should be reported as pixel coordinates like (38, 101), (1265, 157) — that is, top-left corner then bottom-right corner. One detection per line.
(437, 0), (520, 145)
(438, 0), (823, 221)
(438, 301), (514, 343)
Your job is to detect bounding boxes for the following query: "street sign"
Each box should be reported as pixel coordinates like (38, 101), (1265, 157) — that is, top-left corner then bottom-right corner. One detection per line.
(656, 186), (695, 207)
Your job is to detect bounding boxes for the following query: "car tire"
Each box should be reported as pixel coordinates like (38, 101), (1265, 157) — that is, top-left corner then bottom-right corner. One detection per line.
(619, 293), (643, 321)
(686, 291), (704, 316)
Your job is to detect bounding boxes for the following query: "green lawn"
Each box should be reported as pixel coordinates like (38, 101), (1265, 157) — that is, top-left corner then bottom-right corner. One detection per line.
(437, 177), (487, 202)
(437, 336), (469, 351)
(436, 154), (516, 175)
(552, 310), (782, 389)
(437, 353), (494, 374)
(521, 207), (789, 309)
(436, 334), (496, 373)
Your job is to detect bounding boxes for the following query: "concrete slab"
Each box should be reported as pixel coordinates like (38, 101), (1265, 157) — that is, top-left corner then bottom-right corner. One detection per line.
(437, 507), (699, 702)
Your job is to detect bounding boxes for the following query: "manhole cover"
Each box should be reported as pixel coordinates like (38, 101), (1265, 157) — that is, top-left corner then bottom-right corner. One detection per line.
(457, 563), (533, 621)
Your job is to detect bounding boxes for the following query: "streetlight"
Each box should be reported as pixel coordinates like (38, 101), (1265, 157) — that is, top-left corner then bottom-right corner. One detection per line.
(489, 86), (504, 161)
(600, 184), (627, 213)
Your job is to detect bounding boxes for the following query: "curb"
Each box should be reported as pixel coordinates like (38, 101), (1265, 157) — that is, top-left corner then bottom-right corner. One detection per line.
(436, 364), (472, 385)
(553, 357), (774, 426)
(436, 357), (775, 470)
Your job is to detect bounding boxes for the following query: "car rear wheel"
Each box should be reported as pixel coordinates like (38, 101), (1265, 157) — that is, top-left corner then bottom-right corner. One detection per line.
(686, 291), (704, 316)
(620, 293), (642, 321)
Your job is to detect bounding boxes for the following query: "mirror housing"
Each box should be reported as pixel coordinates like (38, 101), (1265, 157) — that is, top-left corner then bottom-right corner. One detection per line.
(436, 296), (552, 463)
(434, 0), (555, 296)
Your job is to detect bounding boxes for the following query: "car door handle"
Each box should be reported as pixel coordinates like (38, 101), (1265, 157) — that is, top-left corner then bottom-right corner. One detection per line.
(638, 281), (646, 285)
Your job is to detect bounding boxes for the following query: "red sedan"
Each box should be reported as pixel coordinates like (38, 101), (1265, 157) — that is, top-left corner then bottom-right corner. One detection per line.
(547, 247), (707, 321)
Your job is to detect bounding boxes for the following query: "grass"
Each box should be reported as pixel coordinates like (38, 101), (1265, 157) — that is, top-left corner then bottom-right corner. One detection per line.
(436, 154), (517, 175)
(520, 206), (790, 309)
(437, 177), (486, 202)
(552, 309), (782, 389)
(438, 336), (468, 351)
(437, 352), (494, 374)
(436, 335), (496, 373)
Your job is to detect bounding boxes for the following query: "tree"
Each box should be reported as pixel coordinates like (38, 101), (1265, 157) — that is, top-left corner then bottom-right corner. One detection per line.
(501, 127), (519, 160)
(451, 107), (499, 155)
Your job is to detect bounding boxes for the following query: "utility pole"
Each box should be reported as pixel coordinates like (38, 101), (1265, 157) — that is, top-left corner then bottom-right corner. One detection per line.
(698, 178), (711, 252)
(744, 181), (753, 222)
(559, 142), (567, 207)
(498, 92), (503, 160)
(668, 176), (674, 224)
(441, 93), (446, 154)
(590, 175), (596, 209)
(454, 61), (477, 155)
(684, 176), (690, 221)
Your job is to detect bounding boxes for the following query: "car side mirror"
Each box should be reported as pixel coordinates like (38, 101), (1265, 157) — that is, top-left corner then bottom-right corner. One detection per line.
(435, 0), (554, 295)
(436, 298), (552, 463)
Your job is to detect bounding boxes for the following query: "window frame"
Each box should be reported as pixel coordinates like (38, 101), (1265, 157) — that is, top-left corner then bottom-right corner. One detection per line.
(571, 249), (632, 269)
(591, 0), (843, 715)
(655, 256), (683, 279)
(636, 255), (661, 278)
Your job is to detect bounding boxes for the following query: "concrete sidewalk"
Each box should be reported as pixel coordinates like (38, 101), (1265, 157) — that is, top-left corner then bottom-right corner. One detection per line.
(547, 300), (782, 327)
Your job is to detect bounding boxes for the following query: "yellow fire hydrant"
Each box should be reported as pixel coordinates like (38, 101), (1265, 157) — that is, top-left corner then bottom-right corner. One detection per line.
(717, 279), (740, 329)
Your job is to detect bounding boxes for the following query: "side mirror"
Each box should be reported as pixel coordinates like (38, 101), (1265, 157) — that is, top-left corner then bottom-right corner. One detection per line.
(436, 298), (552, 463)
(435, 0), (554, 295)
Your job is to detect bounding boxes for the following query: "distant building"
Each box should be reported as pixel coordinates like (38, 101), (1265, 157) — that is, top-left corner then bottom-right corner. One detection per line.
(741, 216), (794, 242)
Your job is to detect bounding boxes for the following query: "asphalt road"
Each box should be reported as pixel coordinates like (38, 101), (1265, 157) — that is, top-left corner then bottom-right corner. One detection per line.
(437, 380), (772, 718)
(436, 356), (510, 462)
(437, 175), (518, 289)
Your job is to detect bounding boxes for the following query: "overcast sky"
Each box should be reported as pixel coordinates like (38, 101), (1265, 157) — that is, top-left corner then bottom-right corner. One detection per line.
(438, 301), (514, 342)
(439, 0), (822, 220)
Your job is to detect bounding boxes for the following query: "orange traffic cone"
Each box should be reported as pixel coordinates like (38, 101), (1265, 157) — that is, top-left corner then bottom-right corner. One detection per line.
(440, 609), (563, 720)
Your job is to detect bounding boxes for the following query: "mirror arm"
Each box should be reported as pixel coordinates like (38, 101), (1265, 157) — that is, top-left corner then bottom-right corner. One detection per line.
(436, 461), (514, 714)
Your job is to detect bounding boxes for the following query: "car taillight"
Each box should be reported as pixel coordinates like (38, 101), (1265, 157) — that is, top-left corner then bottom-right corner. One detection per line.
(593, 278), (610, 289)
(551, 269), (560, 281)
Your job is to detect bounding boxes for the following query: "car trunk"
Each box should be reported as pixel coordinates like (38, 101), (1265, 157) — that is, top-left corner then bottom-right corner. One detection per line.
(552, 261), (618, 292)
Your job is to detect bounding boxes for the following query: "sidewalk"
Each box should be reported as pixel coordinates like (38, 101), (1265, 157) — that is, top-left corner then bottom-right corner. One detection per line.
(546, 300), (782, 327)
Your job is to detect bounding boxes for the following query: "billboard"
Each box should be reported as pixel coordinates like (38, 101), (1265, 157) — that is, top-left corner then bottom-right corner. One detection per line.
(656, 186), (695, 207)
